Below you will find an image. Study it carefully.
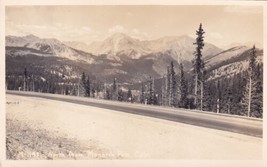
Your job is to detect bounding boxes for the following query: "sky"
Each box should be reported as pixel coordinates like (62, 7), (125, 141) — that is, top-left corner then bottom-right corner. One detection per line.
(6, 5), (263, 48)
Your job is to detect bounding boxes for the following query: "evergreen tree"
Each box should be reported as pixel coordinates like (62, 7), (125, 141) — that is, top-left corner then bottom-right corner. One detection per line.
(91, 87), (95, 98)
(24, 67), (28, 91)
(231, 73), (244, 115)
(148, 76), (155, 105)
(161, 74), (167, 106)
(112, 78), (118, 100)
(249, 45), (257, 76)
(169, 61), (177, 107)
(252, 63), (263, 118)
(72, 83), (77, 96)
(202, 81), (212, 112)
(80, 72), (86, 96)
(127, 88), (132, 102)
(106, 89), (112, 100)
(65, 87), (69, 95)
(152, 77), (155, 105)
(166, 66), (171, 106)
(241, 45), (262, 117)
(221, 78), (233, 114)
(236, 72), (248, 115)
(179, 63), (188, 108)
(118, 88), (123, 101)
(81, 72), (86, 86)
(85, 76), (91, 97)
(215, 79), (222, 113)
(242, 72), (256, 117)
(193, 23), (205, 110)
(140, 83), (145, 104)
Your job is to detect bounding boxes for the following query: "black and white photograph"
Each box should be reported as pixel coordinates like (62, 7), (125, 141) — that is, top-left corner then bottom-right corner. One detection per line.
(1, 0), (266, 164)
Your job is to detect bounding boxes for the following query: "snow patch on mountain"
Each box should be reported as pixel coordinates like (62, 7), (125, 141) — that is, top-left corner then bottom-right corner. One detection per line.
(6, 48), (52, 57)
(87, 33), (151, 60)
(6, 35), (96, 64)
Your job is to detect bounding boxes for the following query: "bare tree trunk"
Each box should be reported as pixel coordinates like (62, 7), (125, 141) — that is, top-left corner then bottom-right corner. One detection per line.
(169, 74), (173, 106)
(23, 76), (26, 91)
(217, 99), (220, 113)
(200, 81), (203, 111)
(104, 83), (106, 99)
(194, 74), (198, 107)
(78, 84), (80, 96)
(165, 74), (168, 106)
(161, 75), (165, 106)
(32, 75), (35, 92)
(248, 75), (252, 117)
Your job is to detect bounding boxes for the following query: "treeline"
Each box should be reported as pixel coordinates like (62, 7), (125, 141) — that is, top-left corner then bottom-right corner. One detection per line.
(79, 73), (137, 102)
(100, 24), (262, 118)
(203, 62), (263, 117)
(6, 68), (103, 97)
(6, 23), (263, 118)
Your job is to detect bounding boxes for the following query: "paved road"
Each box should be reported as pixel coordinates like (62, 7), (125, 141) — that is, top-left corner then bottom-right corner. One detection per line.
(6, 91), (263, 138)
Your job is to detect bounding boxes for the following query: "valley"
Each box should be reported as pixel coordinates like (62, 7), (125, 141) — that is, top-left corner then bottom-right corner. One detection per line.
(5, 32), (263, 118)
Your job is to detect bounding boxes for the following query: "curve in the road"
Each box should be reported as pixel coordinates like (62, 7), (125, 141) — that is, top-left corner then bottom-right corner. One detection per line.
(6, 91), (263, 138)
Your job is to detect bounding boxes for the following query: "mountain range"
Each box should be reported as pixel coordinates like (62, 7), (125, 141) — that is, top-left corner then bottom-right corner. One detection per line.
(5, 33), (263, 85)
(64, 33), (223, 62)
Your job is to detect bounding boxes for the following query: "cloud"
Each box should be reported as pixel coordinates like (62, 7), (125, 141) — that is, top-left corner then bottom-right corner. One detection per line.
(107, 25), (149, 40)
(207, 32), (223, 40)
(130, 28), (149, 40)
(188, 32), (223, 41)
(6, 21), (99, 42)
(188, 32), (224, 47)
(108, 25), (126, 33)
(54, 22), (63, 27)
(224, 6), (262, 14)
(82, 26), (92, 33)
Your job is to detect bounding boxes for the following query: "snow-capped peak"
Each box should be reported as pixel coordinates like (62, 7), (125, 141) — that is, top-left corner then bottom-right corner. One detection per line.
(65, 33), (222, 62)
(87, 33), (151, 60)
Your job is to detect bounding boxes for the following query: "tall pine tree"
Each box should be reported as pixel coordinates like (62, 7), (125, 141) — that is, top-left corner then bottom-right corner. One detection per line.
(242, 45), (262, 118)
(241, 45), (261, 117)
(193, 23), (205, 110)
(252, 63), (263, 118)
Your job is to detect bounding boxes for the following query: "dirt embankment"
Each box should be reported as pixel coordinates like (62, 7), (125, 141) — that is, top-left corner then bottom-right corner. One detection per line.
(6, 118), (122, 160)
